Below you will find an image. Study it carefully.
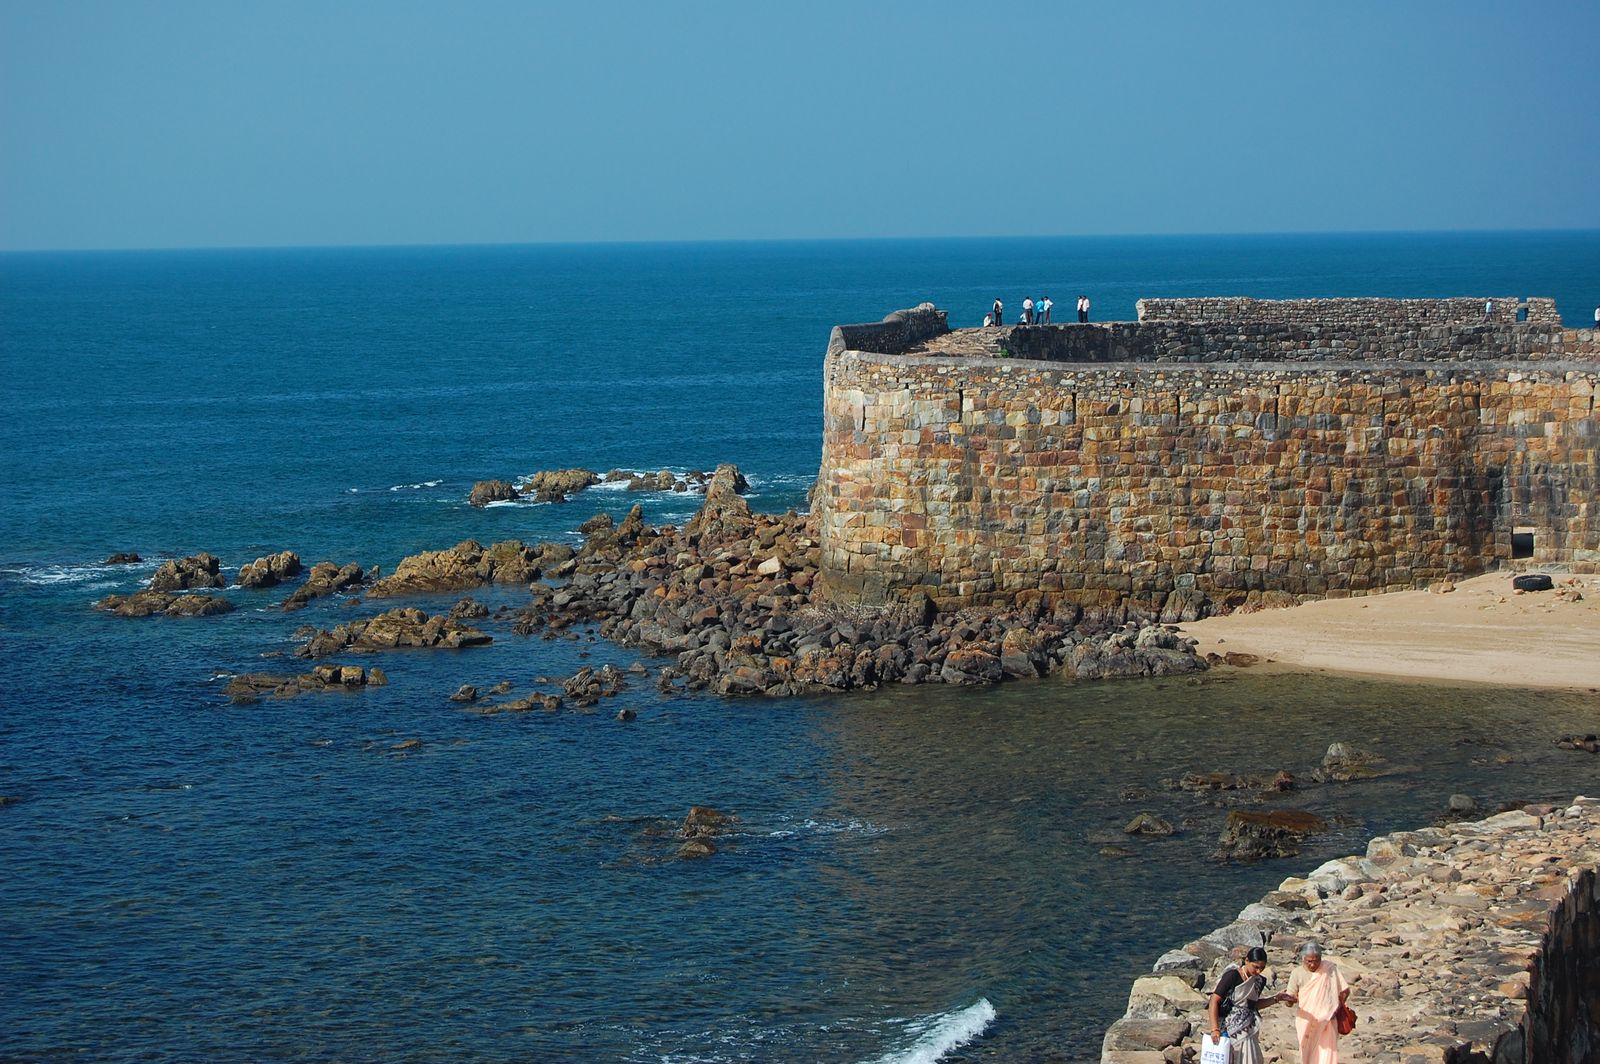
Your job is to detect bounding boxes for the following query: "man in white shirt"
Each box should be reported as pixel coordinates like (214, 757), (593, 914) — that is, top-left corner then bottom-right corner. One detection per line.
(1041, 296), (1053, 324)
(1023, 297), (1034, 325)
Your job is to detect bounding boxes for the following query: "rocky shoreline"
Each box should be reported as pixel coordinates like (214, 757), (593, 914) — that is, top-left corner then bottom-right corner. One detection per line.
(94, 462), (1211, 701)
(1102, 797), (1600, 1063)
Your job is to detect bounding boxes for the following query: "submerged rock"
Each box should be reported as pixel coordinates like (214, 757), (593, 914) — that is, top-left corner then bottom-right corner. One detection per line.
(1124, 812), (1177, 837)
(223, 664), (375, 703)
(97, 590), (234, 618)
(1214, 809), (1328, 860)
(103, 552), (142, 565)
(296, 607), (492, 658)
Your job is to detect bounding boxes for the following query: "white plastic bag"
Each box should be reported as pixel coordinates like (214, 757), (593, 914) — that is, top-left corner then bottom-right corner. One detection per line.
(1200, 1032), (1230, 1064)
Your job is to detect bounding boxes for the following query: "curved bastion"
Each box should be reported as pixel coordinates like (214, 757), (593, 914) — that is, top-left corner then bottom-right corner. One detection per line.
(815, 299), (1600, 615)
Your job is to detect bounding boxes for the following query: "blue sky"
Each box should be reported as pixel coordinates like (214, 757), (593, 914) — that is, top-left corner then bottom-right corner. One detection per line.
(2, 1), (1597, 250)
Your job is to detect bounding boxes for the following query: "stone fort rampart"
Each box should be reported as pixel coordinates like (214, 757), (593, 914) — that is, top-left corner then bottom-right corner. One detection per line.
(816, 300), (1600, 616)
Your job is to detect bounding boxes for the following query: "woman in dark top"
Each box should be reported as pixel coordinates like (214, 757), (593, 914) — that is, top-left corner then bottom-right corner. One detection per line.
(1207, 946), (1287, 1063)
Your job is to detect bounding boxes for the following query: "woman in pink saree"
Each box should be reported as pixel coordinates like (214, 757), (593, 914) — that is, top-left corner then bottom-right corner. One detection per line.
(1281, 941), (1350, 1064)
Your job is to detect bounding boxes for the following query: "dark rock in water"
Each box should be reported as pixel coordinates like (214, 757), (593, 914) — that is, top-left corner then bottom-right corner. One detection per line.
(488, 680), (514, 695)
(223, 665), (372, 703)
(237, 550), (302, 589)
(1100, 845), (1135, 858)
(1555, 734), (1600, 753)
(1315, 741), (1382, 782)
(449, 684), (479, 703)
(677, 838), (717, 858)
(149, 552), (225, 592)
(468, 479), (520, 507)
(615, 707), (636, 722)
(104, 552), (142, 565)
(450, 597), (489, 619)
(367, 667), (388, 686)
(1215, 809), (1327, 860)
(281, 561), (367, 611)
(96, 590), (234, 618)
(1449, 793), (1479, 814)
(681, 805), (737, 838)
(523, 468), (599, 503)
(1124, 812), (1176, 837)
(1512, 573), (1553, 592)
(0, 795), (21, 809)
(941, 645), (1004, 685)
(296, 607), (492, 658)
(391, 738), (422, 751)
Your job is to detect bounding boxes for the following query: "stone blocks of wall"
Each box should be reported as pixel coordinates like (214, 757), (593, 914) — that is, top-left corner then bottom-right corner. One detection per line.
(830, 303), (949, 357)
(816, 353), (1600, 612)
(989, 320), (1591, 365)
(1136, 296), (1563, 327)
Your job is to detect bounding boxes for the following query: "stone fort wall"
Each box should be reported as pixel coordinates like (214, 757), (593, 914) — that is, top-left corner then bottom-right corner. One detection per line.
(816, 302), (1600, 615)
(1135, 295), (1562, 327)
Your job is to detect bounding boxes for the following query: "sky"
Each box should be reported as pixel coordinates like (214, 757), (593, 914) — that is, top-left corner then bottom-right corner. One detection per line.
(1, 1), (1598, 251)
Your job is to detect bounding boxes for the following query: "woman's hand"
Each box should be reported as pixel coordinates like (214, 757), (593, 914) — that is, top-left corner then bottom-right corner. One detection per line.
(1278, 992), (1296, 1004)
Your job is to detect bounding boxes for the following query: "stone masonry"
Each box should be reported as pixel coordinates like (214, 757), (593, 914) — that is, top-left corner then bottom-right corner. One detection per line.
(816, 302), (1600, 614)
(1101, 797), (1600, 1063)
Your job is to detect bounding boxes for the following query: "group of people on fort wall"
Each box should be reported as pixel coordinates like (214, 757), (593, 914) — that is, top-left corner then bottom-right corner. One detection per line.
(1206, 942), (1352, 1064)
(985, 295), (1090, 327)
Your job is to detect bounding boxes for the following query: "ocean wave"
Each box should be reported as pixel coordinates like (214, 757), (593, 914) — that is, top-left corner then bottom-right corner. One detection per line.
(0, 561), (156, 587)
(866, 999), (996, 1064)
(389, 479), (444, 492)
(765, 817), (891, 840)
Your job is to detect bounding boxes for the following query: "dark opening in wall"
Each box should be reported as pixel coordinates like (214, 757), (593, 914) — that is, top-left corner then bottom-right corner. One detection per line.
(1512, 526), (1536, 559)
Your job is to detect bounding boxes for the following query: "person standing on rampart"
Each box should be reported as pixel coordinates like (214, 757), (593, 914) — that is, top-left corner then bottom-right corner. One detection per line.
(1022, 297), (1034, 325)
(1041, 296), (1053, 324)
(1078, 295), (1091, 323)
(1484, 299), (1494, 321)
(991, 298), (1003, 327)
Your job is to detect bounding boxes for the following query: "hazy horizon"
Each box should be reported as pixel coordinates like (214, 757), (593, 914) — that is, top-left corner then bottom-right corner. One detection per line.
(3, 1), (1598, 252)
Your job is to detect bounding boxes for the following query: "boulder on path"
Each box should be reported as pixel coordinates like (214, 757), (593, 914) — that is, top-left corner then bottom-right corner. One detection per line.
(468, 479), (521, 507)
(237, 551), (302, 589)
(97, 590), (234, 618)
(685, 464), (755, 544)
(281, 561), (367, 611)
(1214, 809), (1327, 860)
(149, 553), (225, 592)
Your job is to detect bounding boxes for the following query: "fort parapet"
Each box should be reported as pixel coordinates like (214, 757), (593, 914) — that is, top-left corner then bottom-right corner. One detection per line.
(816, 300), (1600, 616)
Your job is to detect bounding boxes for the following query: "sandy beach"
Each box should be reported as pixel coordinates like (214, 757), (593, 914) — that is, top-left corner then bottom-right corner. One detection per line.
(1179, 571), (1600, 691)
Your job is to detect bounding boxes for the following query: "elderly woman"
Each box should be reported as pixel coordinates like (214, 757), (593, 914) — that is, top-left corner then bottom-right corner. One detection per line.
(1280, 941), (1351, 1063)
(1206, 946), (1284, 1063)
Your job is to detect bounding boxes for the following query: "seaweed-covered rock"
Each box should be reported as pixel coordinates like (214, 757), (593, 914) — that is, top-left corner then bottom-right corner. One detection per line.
(1215, 809), (1327, 860)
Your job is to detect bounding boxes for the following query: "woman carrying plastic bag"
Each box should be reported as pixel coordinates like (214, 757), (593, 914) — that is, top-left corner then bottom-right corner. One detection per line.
(1205, 946), (1287, 1064)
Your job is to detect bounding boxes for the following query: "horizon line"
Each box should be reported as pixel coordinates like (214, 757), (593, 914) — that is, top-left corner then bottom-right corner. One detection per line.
(3, 225), (1599, 257)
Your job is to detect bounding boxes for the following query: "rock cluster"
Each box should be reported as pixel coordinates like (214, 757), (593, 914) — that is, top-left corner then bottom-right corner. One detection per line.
(282, 561), (368, 610)
(296, 607), (492, 658)
(1100, 798), (1600, 1064)
(369, 540), (571, 597)
(505, 465), (1206, 696)
(96, 591), (234, 618)
(678, 805), (738, 858)
(224, 664), (387, 703)
(237, 550), (302, 589)
(468, 479), (520, 507)
(522, 468), (600, 502)
(1214, 808), (1328, 860)
(149, 552), (225, 592)
(104, 552), (142, 565)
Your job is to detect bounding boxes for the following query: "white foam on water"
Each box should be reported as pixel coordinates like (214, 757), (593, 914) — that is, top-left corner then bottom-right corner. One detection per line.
(866, 998), (996, 1064)
(3, 562), (152, 587)
(388, 479), (444, 492)
(482, 499), (520, 508)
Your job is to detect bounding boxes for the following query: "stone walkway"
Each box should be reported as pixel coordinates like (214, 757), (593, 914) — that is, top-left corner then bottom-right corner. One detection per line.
(1101, 798), (1600, 1063)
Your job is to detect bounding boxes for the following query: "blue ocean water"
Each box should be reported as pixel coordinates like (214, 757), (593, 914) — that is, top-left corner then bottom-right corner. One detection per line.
(3, 232), (1599, 1063)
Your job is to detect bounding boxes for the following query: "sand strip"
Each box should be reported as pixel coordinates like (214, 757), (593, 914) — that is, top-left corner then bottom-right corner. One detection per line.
(1178, 571), (1600, 691)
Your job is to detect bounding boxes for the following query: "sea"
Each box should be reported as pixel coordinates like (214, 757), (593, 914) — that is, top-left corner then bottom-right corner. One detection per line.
(3, 231), (1599, 1063)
